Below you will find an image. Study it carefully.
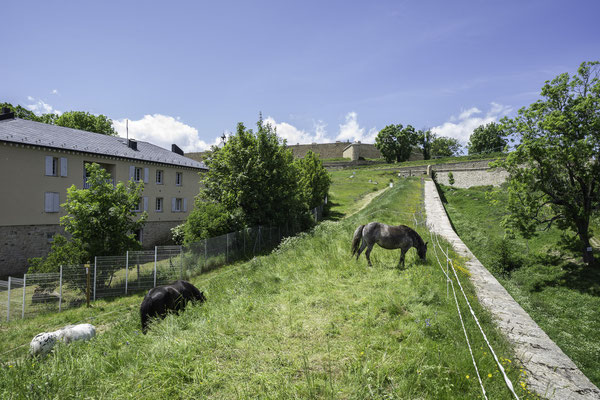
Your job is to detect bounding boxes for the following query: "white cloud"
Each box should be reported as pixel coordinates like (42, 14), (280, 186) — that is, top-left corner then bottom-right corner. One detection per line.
(431, 102), (512, 144)
(25, 97), (62, 115)
(113, 114), (218, 153)
(263, 116), (320, 144)
(51, 89), (59, 95)
(335, 112), (378, 143)
(264, 112), (378, 145)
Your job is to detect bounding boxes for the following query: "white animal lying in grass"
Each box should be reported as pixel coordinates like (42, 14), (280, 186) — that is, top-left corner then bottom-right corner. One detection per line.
(30, 323), (96, 356)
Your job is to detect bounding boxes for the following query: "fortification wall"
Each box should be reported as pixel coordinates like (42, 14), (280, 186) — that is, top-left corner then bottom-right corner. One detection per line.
(396, 159), (507, 188)
(288, 142), (352, 159)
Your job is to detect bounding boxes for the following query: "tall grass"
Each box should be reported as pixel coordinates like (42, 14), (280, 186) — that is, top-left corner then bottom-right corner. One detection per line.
(0, 178), (534, 399)
(439, 183), (600, 387)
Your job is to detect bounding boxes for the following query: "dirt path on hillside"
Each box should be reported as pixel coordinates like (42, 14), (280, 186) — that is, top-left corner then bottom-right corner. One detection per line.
(347, 187), (389, 218)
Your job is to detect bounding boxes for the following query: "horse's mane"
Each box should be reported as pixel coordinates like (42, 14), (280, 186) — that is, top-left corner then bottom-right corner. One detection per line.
(403, 225), (425, 248)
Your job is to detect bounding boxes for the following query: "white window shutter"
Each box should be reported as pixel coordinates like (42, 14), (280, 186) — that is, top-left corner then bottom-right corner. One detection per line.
(60, 157), (68, 177)
(45, 156), (53, 176)
(129, 166), (135, 180)
(183, 198), (188, 212)
(53, 193), (60, 212)
(44, 192), (53, 212)
(143, 197), (148, 211)
(144, 168), (149, 183)
(172, 198), (176, 212)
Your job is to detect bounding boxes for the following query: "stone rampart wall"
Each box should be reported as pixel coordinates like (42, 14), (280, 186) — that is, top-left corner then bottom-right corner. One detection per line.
(395, 159), (507, 188)
(0, 221), (179, 278)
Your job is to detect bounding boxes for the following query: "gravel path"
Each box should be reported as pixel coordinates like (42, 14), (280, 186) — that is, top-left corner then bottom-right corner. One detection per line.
(423, 179), (600, 400)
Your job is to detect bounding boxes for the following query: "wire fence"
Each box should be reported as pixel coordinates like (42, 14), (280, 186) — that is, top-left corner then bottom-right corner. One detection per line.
(0, 204), (325, 324)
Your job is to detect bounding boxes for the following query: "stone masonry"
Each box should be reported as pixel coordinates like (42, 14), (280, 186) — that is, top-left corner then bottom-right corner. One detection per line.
(424, 179), (600, 399)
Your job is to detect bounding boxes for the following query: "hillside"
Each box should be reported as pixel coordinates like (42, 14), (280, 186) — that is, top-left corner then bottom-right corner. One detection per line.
(0, 178), (531, 399)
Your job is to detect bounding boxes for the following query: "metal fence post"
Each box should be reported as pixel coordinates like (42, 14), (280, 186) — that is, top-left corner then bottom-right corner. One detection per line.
(243, 228), (246, 257)
(226, 233), (229, 263)
(125, 251), (129, 295)
(86, 267), (91, 307)
(59, 266), (63, 312)
(22, 274), (27, 319)
(204, 238), (207, 270)
(93, 257), (97, 301)
(6, 276), (11, 322)
(154, 246), (158, 288)
(179, 247), (183, 280)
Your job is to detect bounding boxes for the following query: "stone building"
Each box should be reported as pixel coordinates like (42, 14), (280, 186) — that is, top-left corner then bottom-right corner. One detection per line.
(0, 109), (207, 277)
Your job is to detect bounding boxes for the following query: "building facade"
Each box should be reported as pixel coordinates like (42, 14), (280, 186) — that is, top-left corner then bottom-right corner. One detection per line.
(0, 111), (207, 277)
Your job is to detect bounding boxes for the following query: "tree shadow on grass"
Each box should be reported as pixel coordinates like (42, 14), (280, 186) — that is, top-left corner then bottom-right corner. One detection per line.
(526, 252), (600, 296)
(323, 201), (345, 221)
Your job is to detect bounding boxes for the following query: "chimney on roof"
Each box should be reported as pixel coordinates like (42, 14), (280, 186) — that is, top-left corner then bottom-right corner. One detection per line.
(171, 144), (184, 156)
(128, 139), (138, 151)
(0, 107), (15, 121)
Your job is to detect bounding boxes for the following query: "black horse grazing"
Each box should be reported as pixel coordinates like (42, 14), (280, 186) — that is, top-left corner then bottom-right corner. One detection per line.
(140, 280), (206, 334)
(352, 222), (427, 268)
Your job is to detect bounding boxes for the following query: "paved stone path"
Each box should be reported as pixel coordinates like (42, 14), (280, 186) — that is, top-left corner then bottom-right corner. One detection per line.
(423, 179), (600, 400)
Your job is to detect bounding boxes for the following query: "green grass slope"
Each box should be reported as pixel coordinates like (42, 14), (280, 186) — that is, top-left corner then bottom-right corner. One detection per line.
(1, 178), (532, 399)
(439, 184), (600, 387)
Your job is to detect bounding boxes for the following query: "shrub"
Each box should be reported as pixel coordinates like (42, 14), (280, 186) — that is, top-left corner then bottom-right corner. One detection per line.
(488, 237), (524, 276)
(448, 172), (455, 186)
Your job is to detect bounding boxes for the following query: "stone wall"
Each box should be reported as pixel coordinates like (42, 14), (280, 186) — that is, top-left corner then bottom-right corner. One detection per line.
(395, 159), (508, 188)
(287, 142), (353, 159)
(142, 220), (179, 249)
(0, 221), (180, 279)
(0, 224), (65, 278)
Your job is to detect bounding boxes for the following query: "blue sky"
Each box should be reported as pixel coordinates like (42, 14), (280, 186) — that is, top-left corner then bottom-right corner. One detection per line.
(2, 0), (599, 152)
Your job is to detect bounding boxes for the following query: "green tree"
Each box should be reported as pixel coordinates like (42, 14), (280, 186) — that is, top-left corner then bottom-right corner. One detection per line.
(1, 102), (43, 121)
(200, 117), (307, 228)
(183, 202), (241, 244)
(61, 163), (147, 260)
(375, 124), (418, 163)
(468, 122), (507, 154)
(418, 129), (434, 160)
(498, 61), (600, 266)
(1, 102), (116, 135)
(431, 136), (462, 158)
(294, 150), (331, 209)
(55, 111), (117, 135)
(28, 235), (87, 274)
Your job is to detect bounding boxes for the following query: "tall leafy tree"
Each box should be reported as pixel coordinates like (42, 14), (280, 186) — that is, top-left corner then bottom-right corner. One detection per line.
(418, 129), (434, 160)
(498, 61), (600, 266)
(294, 150), (332, 209)
(375, 124), (418, 163)
(61, 163), (147, 260)
(200, 117), (306, 228)
(55, 111), (117, 135)
(431, 136), (462, 158)
(1, 102), (116, 135)
(468, 122), (507, 154)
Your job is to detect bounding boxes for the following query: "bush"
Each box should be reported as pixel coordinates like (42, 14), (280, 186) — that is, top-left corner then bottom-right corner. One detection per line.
(488, 237), (524, 276)
(448, 172), (455, 186)
(183, 201), (242, 245)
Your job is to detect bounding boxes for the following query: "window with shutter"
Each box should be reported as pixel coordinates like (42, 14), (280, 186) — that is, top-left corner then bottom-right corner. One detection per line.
(60, 157), (68, 177)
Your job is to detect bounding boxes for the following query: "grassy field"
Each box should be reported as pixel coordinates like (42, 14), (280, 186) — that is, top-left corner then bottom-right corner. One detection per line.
(439, 183), (600, 387)
(327, 168), (397, 217)
(0, 177), (534, 399)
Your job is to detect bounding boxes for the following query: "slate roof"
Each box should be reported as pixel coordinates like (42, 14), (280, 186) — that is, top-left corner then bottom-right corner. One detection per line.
(0, 117), (207, 170)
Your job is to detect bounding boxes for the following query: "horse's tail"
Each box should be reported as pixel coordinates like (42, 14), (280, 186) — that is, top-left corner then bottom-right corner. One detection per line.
(351, 225), (365, 257)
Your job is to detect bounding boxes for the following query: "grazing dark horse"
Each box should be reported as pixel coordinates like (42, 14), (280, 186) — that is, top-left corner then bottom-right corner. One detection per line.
(351, 222), (427, 268)
(140, 280), (206, 334)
